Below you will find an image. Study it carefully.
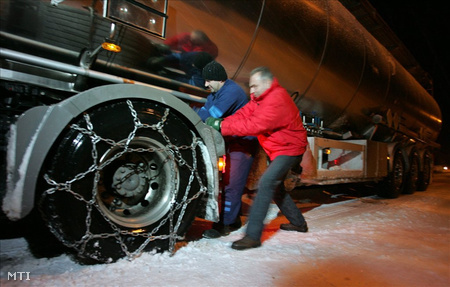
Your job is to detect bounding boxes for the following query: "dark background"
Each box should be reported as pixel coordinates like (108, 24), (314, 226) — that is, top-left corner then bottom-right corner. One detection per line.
(369, 1), (450, 164)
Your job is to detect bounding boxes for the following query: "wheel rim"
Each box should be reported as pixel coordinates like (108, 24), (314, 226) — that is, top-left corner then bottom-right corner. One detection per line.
(97, 137), (179, 228)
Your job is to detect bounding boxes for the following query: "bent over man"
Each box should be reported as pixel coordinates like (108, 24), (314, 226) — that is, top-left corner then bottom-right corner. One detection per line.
(206, 66), (308, 250)
(197, 61), (257, 238)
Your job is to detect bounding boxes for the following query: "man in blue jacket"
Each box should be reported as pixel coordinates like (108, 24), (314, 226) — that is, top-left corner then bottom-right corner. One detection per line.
(197, 61), (257, 238)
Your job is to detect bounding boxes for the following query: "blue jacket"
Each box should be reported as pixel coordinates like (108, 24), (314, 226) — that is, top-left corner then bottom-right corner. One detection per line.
(197, 79), (249, 121)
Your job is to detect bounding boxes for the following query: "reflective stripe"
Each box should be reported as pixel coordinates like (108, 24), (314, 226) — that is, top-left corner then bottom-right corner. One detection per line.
(209, 105), (223, 118)
(224, 201), (231, 212)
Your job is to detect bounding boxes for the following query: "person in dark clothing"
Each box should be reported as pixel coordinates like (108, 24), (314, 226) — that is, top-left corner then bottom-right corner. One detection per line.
(197, 61), (257, 238)
(148, 30), (218, 87)
(187, 52), (214, 87)
(164, 30), (218, 58)
(159, 51), (214, 87)
(205, 66), (308, 250)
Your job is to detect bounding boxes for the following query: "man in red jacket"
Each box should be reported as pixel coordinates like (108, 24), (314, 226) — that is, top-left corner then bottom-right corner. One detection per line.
(206, 66), (308, 250)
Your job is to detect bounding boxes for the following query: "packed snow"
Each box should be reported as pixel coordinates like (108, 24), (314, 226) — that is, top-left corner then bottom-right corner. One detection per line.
(1, 174), (449, 287)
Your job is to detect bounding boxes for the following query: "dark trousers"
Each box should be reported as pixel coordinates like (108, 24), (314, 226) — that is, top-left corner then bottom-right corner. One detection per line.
(222, 150), (254, 225)
(245, 155), (306, 240)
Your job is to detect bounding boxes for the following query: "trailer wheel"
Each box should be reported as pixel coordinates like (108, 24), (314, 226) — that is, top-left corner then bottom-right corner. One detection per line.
(417, 151), (432, 191)
(38, 99), (207, 263)
(378, 149), (406, 198)
(403, 150), (419, 194)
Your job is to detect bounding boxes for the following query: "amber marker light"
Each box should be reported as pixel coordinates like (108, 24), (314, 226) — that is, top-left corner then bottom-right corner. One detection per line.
(102, 42), (122, 53)
(218, 156), (226, 173)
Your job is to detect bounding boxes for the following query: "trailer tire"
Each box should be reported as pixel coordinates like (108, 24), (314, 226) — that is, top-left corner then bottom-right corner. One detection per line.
(417, 151), (432, 191)
(377, 149), (406, 198)
(403, 150), (419, 194)
(37, 99), (207, 263)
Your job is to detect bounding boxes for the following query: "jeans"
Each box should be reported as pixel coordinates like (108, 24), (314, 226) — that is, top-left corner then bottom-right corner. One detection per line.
(222, 150), (254, 225)
(245, 155), (306, 240)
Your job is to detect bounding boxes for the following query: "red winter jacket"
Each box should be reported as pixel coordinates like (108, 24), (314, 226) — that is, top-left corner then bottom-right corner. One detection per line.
(221, 78), (307, 161)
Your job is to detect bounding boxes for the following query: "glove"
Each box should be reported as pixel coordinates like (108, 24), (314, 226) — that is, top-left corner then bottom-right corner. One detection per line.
(205, 117), (223, 131)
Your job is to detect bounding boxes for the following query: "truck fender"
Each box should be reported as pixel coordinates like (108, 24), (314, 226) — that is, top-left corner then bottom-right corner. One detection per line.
(4, 84), (224, 220)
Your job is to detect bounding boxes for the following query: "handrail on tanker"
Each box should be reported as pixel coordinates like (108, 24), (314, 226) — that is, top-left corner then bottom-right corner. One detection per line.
(0, 46), (207, 104)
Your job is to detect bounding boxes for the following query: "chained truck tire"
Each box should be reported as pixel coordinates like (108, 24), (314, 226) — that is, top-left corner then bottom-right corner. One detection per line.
(36, 98), (209, 263)
(0, 84), (224, 264)
(36, 99), (208, 263)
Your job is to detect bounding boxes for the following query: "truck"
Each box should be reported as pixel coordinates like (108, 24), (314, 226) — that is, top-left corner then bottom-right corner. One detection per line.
(1, 0), (442, 263)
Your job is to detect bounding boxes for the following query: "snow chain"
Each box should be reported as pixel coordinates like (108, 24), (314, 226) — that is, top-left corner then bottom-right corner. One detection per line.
(40, 100), (207, 263)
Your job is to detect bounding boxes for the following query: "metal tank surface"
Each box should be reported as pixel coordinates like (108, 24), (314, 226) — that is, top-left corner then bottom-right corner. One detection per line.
(166, 0), (441, 144)
(1, 0), (441, 144)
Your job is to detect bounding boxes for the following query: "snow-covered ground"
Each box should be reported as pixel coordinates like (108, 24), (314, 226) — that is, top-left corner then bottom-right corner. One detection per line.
(1, 174), (449, 287)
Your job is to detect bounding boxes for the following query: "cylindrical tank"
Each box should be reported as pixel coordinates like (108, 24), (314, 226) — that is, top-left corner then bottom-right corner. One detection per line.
(2, 0), (442, 145)
(167, 0), (441, 144)
(244, 0), (442, 144)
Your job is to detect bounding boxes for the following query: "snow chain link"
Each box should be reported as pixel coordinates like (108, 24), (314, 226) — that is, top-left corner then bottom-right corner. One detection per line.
(40, 100), (208, 263)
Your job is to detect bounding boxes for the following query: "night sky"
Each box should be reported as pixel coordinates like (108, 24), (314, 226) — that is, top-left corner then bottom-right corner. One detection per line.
(369, 1), (450, 163)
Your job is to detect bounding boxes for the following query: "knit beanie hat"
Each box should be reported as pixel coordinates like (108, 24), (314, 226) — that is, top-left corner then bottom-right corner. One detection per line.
(202, 61), (228, 81)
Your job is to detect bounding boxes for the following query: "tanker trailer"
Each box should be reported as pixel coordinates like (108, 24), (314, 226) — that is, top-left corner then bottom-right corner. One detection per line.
(162, 0), (441, 197)
(0, 0), (442, 263)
